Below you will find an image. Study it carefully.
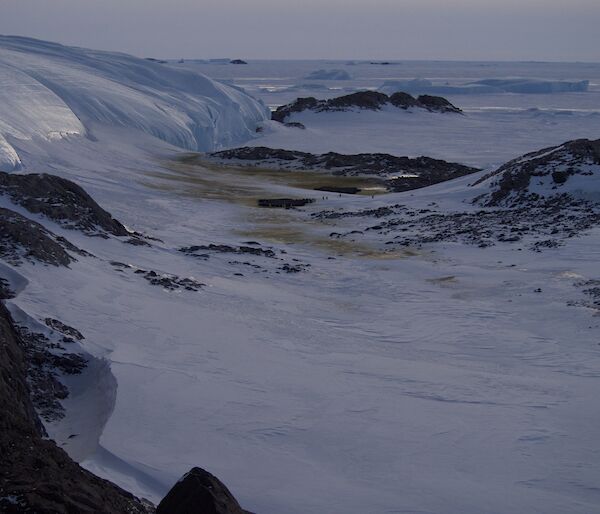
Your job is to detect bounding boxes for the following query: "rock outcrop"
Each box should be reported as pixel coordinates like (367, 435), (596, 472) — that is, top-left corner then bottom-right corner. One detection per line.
(0, 302), (151, 513)
(473, 138), (600, 206)
(207, 146), (478, 192)
(0, 172), (129, 237)
(0, 207), (83, 266)
(271, 91), (461, 122)
(157, 467), (251, 514)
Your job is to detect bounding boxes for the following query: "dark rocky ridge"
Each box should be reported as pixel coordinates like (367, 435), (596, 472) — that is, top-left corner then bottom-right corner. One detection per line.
(0, 207), (84, 266)
(310, 141), (600, 252)
(157, 467), (253, 514)
(0, 172), (129, 237)
(272, 90), (461, 122)
(473, 138), (600, 207)
(0, 302), (151, 513)
(208, 146), (479, 192)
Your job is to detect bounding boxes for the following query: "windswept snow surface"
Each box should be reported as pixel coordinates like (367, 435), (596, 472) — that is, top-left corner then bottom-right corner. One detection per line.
(0, 36), (269, 170)
(2, 53), (600, 514)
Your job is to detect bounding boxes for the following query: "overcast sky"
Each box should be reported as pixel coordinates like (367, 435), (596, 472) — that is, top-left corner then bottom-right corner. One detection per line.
(1, 0), (599, 61)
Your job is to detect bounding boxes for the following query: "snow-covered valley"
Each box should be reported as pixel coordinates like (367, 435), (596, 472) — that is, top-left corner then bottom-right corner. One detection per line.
(1, 37), (600, 514)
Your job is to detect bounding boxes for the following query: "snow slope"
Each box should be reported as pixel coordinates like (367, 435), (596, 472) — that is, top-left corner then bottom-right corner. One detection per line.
(2, 50), (600, 514)
(8, 137), (600, 514)
(0, 36), (269, 170)
(475, 138), (600, 205)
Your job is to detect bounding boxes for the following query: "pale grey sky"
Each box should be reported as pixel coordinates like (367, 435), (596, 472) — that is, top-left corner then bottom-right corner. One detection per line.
(1, 0), (598, 61)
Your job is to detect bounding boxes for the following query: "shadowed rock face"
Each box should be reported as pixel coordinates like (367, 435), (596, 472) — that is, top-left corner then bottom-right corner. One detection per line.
(416, 95), (462, 113)
(0, 302), (151, 514)
(325, 91), (389, 110)
(157, 467), (250, 514)
(271, 91), (461, 122)
(0, 207), (82, 266)
(0, 172), (128, 237)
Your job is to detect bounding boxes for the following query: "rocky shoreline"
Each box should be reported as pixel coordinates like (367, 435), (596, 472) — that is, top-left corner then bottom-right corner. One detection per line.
(271, 90), (462, 122)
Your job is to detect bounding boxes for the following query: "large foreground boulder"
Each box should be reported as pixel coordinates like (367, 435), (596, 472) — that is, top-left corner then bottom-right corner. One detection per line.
(157, 467), (251, 514)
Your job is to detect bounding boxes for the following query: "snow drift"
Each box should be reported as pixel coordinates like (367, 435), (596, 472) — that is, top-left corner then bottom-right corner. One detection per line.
(0, 36), (269, 170)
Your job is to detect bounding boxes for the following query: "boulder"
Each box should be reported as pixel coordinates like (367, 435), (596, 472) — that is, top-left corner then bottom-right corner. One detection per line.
(474, 138), (600, 206)
(389, 92), (420, 109)
(157, 467), (249, 514)
(326, 91), (389, 110)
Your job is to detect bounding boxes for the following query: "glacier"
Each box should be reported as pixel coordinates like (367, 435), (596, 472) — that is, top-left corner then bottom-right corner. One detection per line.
(0, 36), (269, 171)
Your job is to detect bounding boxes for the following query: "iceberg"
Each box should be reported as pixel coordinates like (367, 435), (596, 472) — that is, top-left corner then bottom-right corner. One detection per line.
(379, 78), (589, 95)
(305, 69), (352, 80)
